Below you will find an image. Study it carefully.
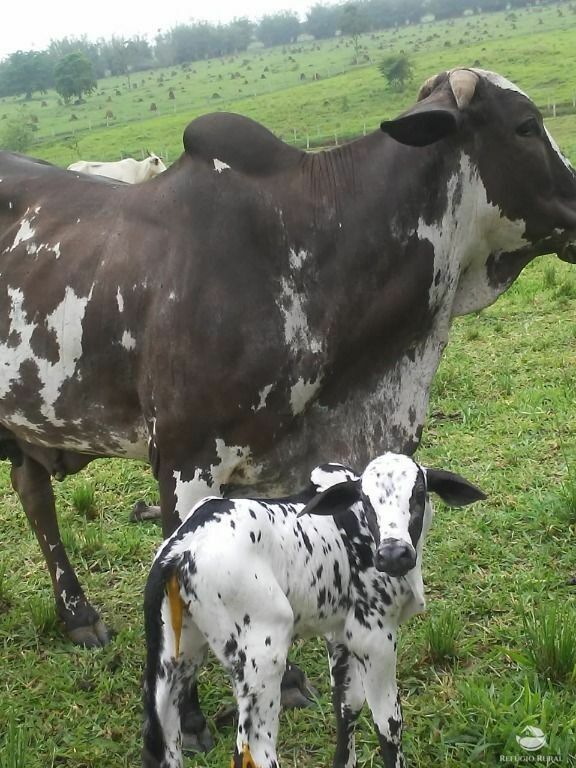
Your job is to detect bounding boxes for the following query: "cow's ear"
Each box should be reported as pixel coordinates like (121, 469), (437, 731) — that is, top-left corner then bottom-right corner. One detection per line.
(380, 106), (460, 147)
(297, 479), (361, 518)
(426, 469), (486, 507)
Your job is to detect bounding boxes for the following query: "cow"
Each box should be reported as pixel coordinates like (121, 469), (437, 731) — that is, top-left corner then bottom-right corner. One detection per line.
(141, 453), (486, 768)
(67, 153), (166, 183)
(0, 67), (575, 748)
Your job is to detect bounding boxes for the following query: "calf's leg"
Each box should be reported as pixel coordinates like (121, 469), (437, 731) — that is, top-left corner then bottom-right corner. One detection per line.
(360, 631), (405, 768)
(327, 641), (365, 768)
(11, 454), (109, 647)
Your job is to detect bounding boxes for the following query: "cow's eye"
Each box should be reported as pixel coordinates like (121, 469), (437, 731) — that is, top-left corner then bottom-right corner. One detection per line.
(516, 117), (542, 137)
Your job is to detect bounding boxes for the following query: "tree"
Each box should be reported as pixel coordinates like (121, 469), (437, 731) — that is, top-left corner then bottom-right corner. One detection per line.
(0, 51), (53, 99)
(378, 53), (413, 91)
(340, 4), (370, 63)
(1, 112), (34, 152)
(54, 52), (97, 103)
(256, 12), (301, 47)
(306, 4), (341, 39)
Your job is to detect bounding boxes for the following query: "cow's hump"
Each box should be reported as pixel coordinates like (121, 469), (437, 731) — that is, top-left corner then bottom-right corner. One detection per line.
(182, 112), (304, 176)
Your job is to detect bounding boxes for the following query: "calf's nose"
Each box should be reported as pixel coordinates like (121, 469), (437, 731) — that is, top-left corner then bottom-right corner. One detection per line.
(375, 538), (416, 577)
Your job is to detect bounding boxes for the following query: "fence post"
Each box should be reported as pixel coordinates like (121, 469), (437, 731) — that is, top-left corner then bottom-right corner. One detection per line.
(293, 128), (297, 143)
(552, 102), (556, 118)
(334, 132), (338, 146)
(306, 133), (310, 150)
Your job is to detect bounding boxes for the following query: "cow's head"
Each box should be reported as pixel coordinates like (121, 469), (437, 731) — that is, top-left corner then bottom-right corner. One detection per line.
(300, 453), (485, 577)
(381, 68), (576, 311)
(147, 153), (167, 174)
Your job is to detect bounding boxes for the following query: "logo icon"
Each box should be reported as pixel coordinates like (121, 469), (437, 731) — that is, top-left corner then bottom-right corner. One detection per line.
(516, 726), (547, 752)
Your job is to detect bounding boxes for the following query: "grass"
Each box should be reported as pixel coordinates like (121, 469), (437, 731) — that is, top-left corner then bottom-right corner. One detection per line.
(522, 607), (576, 684)
(1, 5), (576, 766)
(71, 480), (97, 520)
(0, 260), (575, 767)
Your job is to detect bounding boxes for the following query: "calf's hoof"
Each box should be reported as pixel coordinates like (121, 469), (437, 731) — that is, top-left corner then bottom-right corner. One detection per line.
(130, 500), (162, 523)
(68, 618), (111, 648)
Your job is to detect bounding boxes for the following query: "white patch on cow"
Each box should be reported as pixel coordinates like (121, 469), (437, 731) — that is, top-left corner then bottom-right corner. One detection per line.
(252, 383), (274, 411)
(470, 68), (527, 97)
(213, 158), (231, 173)
(544, 128), (574, 171)
(116, 288), (125, 313)
(168, 291), (176, 300)
(173, 439), (261, 520)
(310, 463), (358, 491)
(121, 330), (136, 350)
(418, 153), (528, 317)
(278, 248), (323, 356)
(9, 216), (36, 251)
(0, 284), (93, 425)
(290, 376), (322, 415)
(8, 201), (12, 210)
(55, 564), (64, 581)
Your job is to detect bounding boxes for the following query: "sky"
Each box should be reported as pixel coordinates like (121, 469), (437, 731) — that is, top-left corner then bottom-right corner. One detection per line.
(1, 0), (317, 61)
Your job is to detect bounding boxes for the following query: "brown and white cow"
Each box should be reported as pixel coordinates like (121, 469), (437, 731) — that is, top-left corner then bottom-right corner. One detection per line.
(0, 67), (575, 747)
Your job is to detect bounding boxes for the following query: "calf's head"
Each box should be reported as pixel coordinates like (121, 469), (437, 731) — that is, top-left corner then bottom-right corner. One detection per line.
(300, 453), (486, 577)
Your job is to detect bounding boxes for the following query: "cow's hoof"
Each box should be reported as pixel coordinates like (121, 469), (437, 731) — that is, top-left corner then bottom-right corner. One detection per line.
(182, 724), (214, 754)
(280, 662), (318, 709)
(130, 500), (162, 523)
(68, 619), (111, 648)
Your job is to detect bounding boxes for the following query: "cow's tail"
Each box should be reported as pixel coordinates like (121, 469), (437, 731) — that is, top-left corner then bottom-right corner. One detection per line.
(142, 551), (183, 767)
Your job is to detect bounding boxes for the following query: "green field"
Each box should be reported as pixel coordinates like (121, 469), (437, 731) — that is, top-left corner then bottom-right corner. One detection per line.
(2, 1), (576, 166)
(1, 3), (576, 767)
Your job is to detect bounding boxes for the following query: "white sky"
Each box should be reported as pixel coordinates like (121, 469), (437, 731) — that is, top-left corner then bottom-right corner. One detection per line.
(1, 0), (317, 62)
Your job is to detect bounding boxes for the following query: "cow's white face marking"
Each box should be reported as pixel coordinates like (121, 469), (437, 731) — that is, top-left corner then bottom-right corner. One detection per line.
(0, 284), (93, 425)
(121, 330), (136, 350)
(419, 153), (528, 317)
(172, 439), (261, 520)
(290, 376), (322, 415)
(213, 158), (230, 173)
(252, 383), (274, 412)
(278, 248), (323, 355)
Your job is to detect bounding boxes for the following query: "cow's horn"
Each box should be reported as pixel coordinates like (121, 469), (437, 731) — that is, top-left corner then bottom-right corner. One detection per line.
(449, 69), (479, 110)
(417, 74), (439, 101)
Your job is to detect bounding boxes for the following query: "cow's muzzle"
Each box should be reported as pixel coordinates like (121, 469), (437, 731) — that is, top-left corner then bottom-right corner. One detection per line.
(375, 538), (417, 577)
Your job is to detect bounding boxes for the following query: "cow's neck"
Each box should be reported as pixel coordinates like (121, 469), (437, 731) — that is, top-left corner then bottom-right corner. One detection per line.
(251, 144), (528, 490)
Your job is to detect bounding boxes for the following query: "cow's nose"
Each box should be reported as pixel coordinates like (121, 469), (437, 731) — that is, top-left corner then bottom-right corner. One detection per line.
(375, 538), (416, 576)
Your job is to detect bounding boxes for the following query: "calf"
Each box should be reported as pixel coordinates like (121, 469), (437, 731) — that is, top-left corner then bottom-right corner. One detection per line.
(142, 453), (485, 768)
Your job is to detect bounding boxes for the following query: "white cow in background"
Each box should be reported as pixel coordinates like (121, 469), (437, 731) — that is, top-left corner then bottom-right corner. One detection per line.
(67, 153), (166, 183)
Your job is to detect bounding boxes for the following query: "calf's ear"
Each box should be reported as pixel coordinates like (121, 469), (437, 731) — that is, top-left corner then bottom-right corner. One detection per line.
(297, 479), (361, 518)
(426, 468), (487, 507)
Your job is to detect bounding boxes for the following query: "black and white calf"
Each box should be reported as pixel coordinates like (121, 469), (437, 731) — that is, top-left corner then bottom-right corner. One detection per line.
(142, 453), (485, 768)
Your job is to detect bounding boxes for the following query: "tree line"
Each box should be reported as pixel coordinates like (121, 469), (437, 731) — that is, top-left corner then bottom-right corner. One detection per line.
(0, 0), (568, 100)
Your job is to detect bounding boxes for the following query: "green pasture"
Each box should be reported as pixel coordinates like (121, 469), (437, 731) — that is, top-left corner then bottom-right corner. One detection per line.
(2, 1), (576, 166)
(0, 258), (575, 767)
(1, 3), (576, 766)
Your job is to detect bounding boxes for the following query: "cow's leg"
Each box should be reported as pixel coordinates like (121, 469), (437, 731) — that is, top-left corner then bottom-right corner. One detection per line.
(10, 454), (109, 647)
(327, 641), (365, 768)
(360, 631), (405, 768)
